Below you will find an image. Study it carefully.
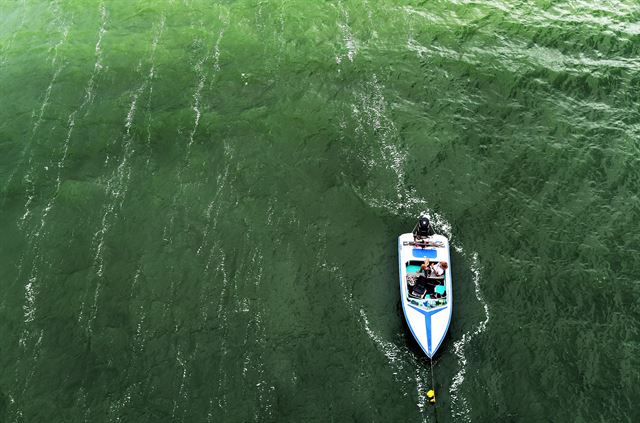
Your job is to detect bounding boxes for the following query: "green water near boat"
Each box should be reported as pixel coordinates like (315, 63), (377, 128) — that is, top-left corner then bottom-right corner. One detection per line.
(1, 0), (639, 421)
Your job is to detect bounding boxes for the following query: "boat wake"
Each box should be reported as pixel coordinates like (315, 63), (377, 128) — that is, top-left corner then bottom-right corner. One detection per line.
(449, 251), (490, 422)
(342, 72), (491, 418)
(335, 1), (357, 64)
(315, 223), (431, 416)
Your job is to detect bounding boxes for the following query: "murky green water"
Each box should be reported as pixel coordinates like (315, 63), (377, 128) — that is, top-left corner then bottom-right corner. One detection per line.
(1, 0), (639, 421)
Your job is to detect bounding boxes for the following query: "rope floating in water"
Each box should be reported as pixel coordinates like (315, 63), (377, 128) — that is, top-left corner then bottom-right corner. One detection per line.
(427, 358), (436, 405)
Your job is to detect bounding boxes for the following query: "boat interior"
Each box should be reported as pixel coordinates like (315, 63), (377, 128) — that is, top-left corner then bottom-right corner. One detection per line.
(405, 260), (447, 305)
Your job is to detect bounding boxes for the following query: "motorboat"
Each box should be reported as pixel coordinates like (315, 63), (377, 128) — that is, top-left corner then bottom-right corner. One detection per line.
(398, 215), (452, 358)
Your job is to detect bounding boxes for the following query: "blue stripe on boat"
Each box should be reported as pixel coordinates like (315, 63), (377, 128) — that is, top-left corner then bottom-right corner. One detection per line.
(408, 305), (447, 354)
(412, 248), (437, 258)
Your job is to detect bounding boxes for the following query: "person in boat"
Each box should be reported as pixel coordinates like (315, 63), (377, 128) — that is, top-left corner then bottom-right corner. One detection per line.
(417, 261), (438, 295)
(429, 261), (448, 277)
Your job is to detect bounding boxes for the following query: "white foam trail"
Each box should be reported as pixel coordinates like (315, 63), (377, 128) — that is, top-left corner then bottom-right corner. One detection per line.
(207, 248), (230, 419)
(198, 241), (223, 325)
(14, 3), (74, 381)
(22, 275), (37, 325)
(18, 175), (35, 229)
(133, 304), (146, 353)
(143, 16), (165, 168)
(450, 252), (491, 421)
(345, 73), (492, 417)
(216, 252), (230, 321)
(14, 27), (68, 227)
(415, 366), (428, 421)
(32, 112), (76, 240)
(347, 75), (456, 240)
(349, 75), (410, 208)
(32, 30), (68, 136)
(0, 0), (27, 67)
(171, 348), (191, 420)
(212, 23), (226, 73)
(359, 308), (404, 367)
(10, 9), (110, 417)
(0, 2), (68, 208)
(318, 238), (420, 394)
(109, 264), (147, 423)
(82, 2), (108, 111)
(359, 305), (431, 418)
(130, 264), (142, 298)
(252, 311), (275, 422)
(17, 0), (106, 278)
(205, 242), (272, 422)
(335, 2), (357, 64)
(361, 0), (375, 31)
(81, 16), (166, 331)
(196, 164), (229, 256)
(208, 14), (228, 90)
(107, 385), (133, 423)
(94, 82), (142, 271)
(187, 55), (206, 150)
(83, 82), (142, 330)
(30, 86), (54, 135)
(163, 21), (228, 241)
(187, 19), (227, 151)
(21, 329), (43, 385)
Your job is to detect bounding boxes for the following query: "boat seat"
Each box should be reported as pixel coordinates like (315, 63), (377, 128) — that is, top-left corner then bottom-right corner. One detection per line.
(427, 274), (445, 281)
(406, 264), (422, 273)
(434, 285), (446, 295)
(406, 273), (419, 286)
(409, 284), (427, 299)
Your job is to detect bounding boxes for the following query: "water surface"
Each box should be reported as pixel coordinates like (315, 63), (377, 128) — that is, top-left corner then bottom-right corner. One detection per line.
(1, 0), (639, 421)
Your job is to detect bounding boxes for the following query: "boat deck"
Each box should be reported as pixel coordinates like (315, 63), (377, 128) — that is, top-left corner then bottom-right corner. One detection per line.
(404, 261), (448, 309)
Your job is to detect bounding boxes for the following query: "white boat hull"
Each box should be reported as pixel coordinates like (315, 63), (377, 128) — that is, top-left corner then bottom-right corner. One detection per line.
(398, 232), (452, 358)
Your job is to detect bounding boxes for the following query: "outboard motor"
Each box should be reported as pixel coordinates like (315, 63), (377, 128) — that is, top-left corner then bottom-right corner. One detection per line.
(413, 214), (434, 240)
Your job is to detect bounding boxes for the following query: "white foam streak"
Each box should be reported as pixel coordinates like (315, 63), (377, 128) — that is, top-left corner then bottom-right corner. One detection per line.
(321, 247), (422, 398)
(212, 26), (225, 73)
(32, 64), (63, 136)
(84, 81), (143, 331)
(414, 367), (428, 421)
(164, 23), (227, 242)
(336, 2), (357, 63)
(252, 310), (275, 421)
(359, 308), (402, 366)
(349, 75), (412, 210)
(171, 348), (191, 420)
(22, 276), (37, 325)
(0, 2), (69, 208)
(16, 5), (109, 357)
(142, 16), (165, 169)
(450, 252), (491, 421)
(196, 165), (229, 256)
(187, 20), (226, 150)
(82, 3), (107, 109)
(187, 56), (205, 150)
(346, 74), (492, 417)
(133, 305), (146, 353)
(15, 26), (68, 224)
(216, 253), (230, 321)
(208, 249), (230, 418)
(82, 14), (167, 331)
(0, 0), (27, 67)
